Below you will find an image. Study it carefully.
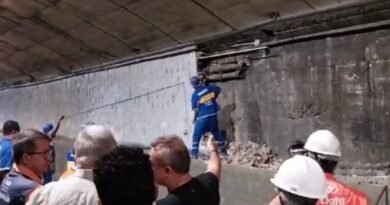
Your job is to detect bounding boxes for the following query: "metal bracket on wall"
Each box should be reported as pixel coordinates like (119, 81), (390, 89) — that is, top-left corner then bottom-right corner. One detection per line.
(197, 45), (272, 82)
(201, 60), (249, 82)
(198, 46), (270, 60)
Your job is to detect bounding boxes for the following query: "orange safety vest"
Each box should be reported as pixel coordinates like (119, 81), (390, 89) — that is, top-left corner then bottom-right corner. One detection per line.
(317, 174), (368, 205)
(59, 161), (75, 181)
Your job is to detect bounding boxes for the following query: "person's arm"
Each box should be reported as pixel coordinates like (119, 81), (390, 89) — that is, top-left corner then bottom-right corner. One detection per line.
(211, 85), (221, 97)
(191, 94), (199, 123)
(50, 115), (65, 139)
(206, 136), (221, 181)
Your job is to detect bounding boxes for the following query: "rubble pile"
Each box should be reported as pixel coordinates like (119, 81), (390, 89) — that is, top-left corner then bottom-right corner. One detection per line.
(224, 141), (282, 169)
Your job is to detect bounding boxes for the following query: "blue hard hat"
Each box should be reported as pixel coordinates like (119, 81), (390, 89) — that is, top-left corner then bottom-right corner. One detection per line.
(66, 149), (75, 161)
(42, 123), (54, 135)
(190, 76), (201, 87)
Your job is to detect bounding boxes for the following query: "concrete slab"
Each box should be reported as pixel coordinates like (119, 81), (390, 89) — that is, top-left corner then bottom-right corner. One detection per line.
(339, 0), (377, 5)
(93, 8), (176, 51)
(27, 44), (66, 63)
(0, 10), (22, 25)
(42, 35), (93, 60)
(0, 74), (30, 84)
(0, 62), (20, 75)
(0, 0), (46, 17)
(9, 51), (46, 72)
(0, 30), (35, 49)
(0, 74), (12, 82)
(0, 17), (17, 34)
(196, 0), (312, 29)
(110, 0), (143, 6)
(29, 65), (63, 77)
(0, 0), (383, 84)
(72, 54), (114, 70)
(0, 41), (18, 58)
(305, 0), (341, 10)
(62, 0), (120, 20)
(67, 23), (134, 57)
(38, 6), (85, 30)
(127, 0), (232, 42)
(13, 20), (57, 43)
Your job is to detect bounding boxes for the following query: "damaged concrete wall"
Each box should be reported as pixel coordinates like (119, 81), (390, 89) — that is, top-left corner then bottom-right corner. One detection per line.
(0, 50), (197, 146)
(215, 28), (390, 163)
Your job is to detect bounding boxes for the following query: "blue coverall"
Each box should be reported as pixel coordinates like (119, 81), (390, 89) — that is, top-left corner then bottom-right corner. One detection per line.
(191, 85), (226, 158)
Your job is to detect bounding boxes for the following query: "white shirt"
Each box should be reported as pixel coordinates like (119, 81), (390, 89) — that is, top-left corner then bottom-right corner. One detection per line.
(27, 169), (100, 205)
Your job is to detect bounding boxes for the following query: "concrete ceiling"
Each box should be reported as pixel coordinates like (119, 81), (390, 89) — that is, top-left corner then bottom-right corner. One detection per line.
(0, 0), (377, 85)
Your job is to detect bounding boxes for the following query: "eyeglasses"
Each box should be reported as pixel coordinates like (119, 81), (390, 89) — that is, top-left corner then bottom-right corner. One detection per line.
(27, 150), (51, 158)
(288, 148), (307, 157)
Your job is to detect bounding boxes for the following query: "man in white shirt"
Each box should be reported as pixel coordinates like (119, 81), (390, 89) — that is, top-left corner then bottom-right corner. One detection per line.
(27, 125), (118, 205)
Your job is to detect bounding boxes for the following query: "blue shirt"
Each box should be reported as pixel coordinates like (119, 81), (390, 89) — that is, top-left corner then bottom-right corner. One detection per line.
(191, 85), (221, 119)
(0, 137), (13, 171)
(0, 169), (40, 205)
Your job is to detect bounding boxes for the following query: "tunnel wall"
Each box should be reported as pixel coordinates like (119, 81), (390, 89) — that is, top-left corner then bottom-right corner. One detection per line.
(215, 28), (390, 163)
(0, 50), (197, 146)
(2, 28), (390, 164)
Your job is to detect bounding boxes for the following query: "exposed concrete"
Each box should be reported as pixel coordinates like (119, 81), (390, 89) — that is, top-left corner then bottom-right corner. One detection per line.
(0, 50), (197, 147)
(0, 0), (374, 85)
(207, 27), (390, 164)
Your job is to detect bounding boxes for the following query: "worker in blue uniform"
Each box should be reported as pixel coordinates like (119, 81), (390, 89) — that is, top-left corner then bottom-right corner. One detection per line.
(190, 76), (226, 159)
(41, 115), (65, 184)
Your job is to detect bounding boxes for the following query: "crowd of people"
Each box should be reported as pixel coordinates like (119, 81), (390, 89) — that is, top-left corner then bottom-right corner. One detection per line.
(0, 118), (370, 205)
(0, 120), (223, 205)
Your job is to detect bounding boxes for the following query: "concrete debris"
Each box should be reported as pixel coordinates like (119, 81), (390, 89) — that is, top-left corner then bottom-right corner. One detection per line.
(224, 141), (282, 169)
(198, 140), (281, 170)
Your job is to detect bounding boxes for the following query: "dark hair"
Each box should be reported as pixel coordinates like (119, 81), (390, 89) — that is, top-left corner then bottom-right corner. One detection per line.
(2, 120), (20, 135)
(150, 135), (190, 174)
(307, 151), (338, 174)
(93, 145), (156, 205)
(288, 140), (306, 157)
(317, 159), (338, 174)
(13, 129), (49, 164)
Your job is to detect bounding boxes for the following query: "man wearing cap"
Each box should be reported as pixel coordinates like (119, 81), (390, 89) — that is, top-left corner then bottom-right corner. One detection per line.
(304, 130), (368, 205)
(41, 115), (64, 184)
(190, 76), (226, 159)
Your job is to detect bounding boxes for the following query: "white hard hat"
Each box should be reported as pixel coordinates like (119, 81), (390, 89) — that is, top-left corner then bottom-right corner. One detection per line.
(270, 155), (327, 199)
(304, 129), (341, 158)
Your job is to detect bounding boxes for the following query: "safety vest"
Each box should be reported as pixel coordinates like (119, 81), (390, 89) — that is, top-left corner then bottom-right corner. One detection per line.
(317, 174), (368, 205)
(59, 167), (75, 181)
(59, 149), (75, 181)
